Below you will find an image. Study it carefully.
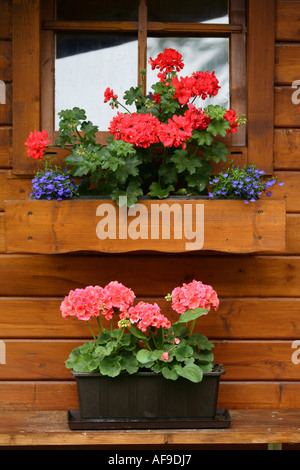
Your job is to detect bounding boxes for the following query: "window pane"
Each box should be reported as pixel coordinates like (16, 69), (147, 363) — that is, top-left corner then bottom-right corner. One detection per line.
(147, 37), (229, 109)
(56, 0), (138, 21)
(147, 0), (228, 23)
(55, 34), (138, 131)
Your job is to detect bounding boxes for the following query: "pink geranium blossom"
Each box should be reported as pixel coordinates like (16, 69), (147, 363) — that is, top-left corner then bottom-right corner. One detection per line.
(60, 285), (105, 321)
(102, 281), (136, 319)
(171, 280), (219, 314)
(127, 301), (171, 332)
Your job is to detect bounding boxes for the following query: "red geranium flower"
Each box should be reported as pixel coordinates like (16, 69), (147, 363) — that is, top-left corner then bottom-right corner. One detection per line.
(224, 109), (239, 134)
(25, 130), (51, 160)
(104, 87), (118, 103)
(149, 48), (184, 82)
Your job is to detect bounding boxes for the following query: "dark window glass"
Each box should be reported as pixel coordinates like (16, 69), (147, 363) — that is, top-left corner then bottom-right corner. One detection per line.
(147, 0), (229, 23)
(56, 0), (138, 21)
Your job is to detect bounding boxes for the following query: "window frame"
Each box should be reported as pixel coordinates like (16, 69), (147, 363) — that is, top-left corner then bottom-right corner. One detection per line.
(11, 0), (275, 175)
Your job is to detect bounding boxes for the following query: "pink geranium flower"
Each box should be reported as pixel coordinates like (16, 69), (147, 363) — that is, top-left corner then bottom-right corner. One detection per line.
(102, 281), (136, 319)
(127, 301), (171, 332)
(171, 280), (219, 315)
(60, 285), (105, 321)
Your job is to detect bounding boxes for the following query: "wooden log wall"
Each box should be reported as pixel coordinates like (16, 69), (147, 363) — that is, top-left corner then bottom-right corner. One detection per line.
(0, 0), (300, 412)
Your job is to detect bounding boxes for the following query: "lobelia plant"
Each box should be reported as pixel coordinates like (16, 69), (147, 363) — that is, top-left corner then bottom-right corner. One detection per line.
(208, 163), (284, 203)
(61, 279), (219, 383)
(25, 130), (79, 200)
(25, 48), (246, 207)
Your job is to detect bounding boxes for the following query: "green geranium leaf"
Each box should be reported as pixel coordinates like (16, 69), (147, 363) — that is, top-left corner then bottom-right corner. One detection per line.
(189, 333), (214, 351)
(174, 308), (209, 324)
(161, 366), (179, 381)
(99, 357), (122, 377)
(174, 363), (203, 383)
(119, 354), (139, 374)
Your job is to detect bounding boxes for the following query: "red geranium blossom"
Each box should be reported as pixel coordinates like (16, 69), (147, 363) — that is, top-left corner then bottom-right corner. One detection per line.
(158, 114), (193, 149)
(25, 130), (51, 160)
(149, 48), (184, 82)
(224, 109), (239, 134)
(109, 112), (161, 148)
(172, 71), (220, 105)
(184, 103), (211, 131)
(104, 87), (118, 103)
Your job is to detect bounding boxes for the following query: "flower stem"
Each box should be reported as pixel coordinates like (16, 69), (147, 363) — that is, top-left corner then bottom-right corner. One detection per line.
(116, 101), (132, 115)
(86, 321), (97, 342)
(189, 319), (196, 337)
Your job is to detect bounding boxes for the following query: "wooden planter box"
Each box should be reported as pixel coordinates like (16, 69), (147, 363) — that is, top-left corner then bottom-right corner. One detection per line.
(4, 198), (286, 254)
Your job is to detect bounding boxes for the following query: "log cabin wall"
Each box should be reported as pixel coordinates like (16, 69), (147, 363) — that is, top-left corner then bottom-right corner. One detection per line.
(0, 0), (299, 412)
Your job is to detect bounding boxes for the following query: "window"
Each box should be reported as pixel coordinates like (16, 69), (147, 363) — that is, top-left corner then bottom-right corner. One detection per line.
(12, 0), (275, 175)
(41, 0), (246, 148)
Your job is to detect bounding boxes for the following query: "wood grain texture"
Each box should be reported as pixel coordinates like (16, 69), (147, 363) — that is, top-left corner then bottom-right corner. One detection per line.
(1, 254), (300, 298)
(0, 339), (297, 381)
(12, 0), (40, 174)
(275, 86), (300, 128)
(1, 297), (300, 339)
(0, 83), (11, 125)
(1, 381), (300, 411)
(0, 41), (12, 81)
(247, 0), (275, 172)
(0, 171), (31, 210)
(275, 43), (300, 85)
(4, 199), (286, 254)
(0, 0), (12, 40)
(276, 0), (300, 41)
(0, 128), (12, 168)
(274, 129), (300, 169)
(0, 410), (300, 445)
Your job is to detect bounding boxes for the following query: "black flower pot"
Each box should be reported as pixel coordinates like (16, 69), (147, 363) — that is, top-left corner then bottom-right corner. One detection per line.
(68, 364), (230, 429)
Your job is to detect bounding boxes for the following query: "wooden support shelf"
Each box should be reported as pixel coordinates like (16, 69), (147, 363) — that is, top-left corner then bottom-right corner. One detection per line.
(0, 410), (299, 448)
(4, 198), (286, 254)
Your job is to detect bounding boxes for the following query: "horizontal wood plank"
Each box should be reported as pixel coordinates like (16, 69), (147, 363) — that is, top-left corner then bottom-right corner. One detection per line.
(274, 86), (300, 128)
(0, 171), (31, 210)
(1, 297), (300, 340)
(4, 199), (286, 254)
(1, 254), (300, 298)
(275, 43), (300, 85)
(274, 129), (300, 169)
(271, 171), (300, 212)
(1, 409), (300, 446)
(0, 339), (298, 381)
(0, 381), (300, 411)
(276, 0), (300, 41)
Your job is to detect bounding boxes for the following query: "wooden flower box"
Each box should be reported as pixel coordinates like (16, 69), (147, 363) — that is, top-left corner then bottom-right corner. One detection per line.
(4, 198), (286, 254)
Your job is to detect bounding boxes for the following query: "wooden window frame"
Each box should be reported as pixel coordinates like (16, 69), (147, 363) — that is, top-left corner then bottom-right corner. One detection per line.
(12, 0), (275, 176)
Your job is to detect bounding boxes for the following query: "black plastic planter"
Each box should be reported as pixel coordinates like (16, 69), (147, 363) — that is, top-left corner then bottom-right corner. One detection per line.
(68, 364), (230, 429)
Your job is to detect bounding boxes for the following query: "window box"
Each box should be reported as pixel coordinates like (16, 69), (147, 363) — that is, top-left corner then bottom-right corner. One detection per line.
(4, 198), (286, 254)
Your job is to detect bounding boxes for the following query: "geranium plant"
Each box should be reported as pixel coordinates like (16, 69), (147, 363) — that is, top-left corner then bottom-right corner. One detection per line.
(25, 48), (246, 207)
(61, 279), (219, 383)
